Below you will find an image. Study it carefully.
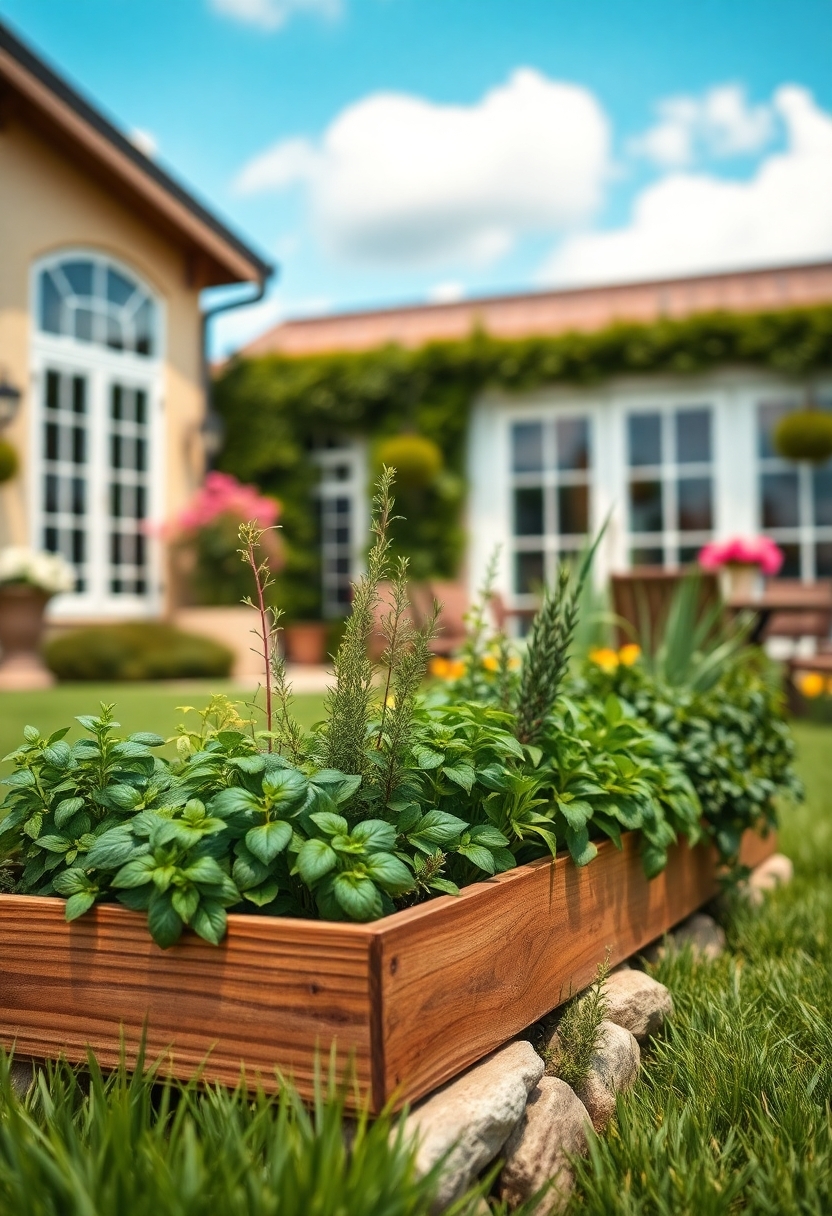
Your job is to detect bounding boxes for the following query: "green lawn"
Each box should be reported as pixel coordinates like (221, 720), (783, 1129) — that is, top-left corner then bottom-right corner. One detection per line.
(0, 683), (327, 762)
(567, 721), (832, 1214)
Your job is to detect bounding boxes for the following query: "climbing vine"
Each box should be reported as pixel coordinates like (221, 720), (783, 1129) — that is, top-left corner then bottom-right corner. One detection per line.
(214, 304), (832, 618)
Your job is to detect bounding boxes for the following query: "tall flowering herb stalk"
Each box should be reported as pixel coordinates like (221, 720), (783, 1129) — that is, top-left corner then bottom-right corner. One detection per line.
(514, 525), (606, 747)
(238, 522), (303, 761)
(373, 555), (439, 805)
(323, 469), (396, 781)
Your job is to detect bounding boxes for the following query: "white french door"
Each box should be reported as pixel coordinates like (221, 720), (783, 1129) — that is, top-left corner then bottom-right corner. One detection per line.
(30, 348), (163, 618)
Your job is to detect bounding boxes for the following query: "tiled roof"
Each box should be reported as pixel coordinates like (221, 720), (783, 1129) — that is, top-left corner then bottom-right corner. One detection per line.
(242, 260), (832, 358)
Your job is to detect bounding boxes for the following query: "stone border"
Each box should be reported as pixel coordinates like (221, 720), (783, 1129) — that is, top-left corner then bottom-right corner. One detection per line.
(398, 851), (793, 1215)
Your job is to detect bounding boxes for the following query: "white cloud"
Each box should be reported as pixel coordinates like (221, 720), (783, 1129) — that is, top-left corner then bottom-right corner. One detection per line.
(428, 281), (466, 304)
(211, 0), (340, 32)
(233, 68), (611, 268)
(541, 86), (832, 287)
(630, 84), (775, 168)
(129, 128), (158, 158)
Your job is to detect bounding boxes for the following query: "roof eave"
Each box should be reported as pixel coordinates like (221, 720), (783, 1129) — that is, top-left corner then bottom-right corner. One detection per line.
(0, 21), (273, 288)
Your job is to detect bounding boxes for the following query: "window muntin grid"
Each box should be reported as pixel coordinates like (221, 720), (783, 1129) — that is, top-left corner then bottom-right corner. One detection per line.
(108, 383), (150, 595)
(509, 415), (592, 602)
(626, 406), (714, 567)
(314, 448), (363, 618)
(41, 369), (89, 593)
(38, 255), (157, 358)
(757, 401), (832, 579)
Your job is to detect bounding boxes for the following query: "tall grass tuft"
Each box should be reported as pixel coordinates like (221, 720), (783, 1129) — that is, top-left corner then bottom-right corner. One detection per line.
(0, 1046), (493, 1216)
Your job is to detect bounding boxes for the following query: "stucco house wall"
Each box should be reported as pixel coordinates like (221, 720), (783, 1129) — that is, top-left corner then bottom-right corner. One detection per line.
(0, 118), (205, 575)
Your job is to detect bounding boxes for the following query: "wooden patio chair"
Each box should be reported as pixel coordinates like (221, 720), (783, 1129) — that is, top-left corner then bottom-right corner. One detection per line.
(409, 580), (469, 655)
(611, 567), (721, 652)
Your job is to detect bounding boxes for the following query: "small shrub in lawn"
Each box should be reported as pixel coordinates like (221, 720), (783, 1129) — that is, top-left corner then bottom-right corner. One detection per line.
(44, 622), (233, 682)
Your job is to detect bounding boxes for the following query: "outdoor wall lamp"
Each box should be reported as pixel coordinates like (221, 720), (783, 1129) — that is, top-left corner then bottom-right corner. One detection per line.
(200, 408), (225, 461)
(0, 374), (22, 430)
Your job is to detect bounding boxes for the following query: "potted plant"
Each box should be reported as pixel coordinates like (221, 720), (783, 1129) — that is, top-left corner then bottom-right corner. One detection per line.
(283, 618), (329, 665)
(0, 547), (75, 689)
(774, 407), (832, 463)
(698, 535), (784, 600)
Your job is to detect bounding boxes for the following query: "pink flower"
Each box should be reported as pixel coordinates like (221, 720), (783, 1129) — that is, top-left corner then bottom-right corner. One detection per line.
(174, 472), (280, 534)
(698, 536), (784, 577)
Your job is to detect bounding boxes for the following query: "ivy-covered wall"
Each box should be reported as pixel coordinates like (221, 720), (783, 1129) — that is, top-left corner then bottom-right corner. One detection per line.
(214, 305), (832, 620)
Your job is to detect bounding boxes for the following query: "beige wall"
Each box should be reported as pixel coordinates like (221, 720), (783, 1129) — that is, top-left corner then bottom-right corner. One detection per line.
(0, 116), (206, 611)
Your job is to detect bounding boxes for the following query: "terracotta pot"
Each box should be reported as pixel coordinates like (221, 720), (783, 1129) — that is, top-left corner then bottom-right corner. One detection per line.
(0, 584), (54, 689)
(720, 563), (762, 602)
(283, 621), (328, 666)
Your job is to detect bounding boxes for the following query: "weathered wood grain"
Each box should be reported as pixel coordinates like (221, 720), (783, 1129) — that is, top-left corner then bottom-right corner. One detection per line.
(0, 897), (376, 1097)
(374, 831), (777, 1106)
(0, 829), (776, 1110)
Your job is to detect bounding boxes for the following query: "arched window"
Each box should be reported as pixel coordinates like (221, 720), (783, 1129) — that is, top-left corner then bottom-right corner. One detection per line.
(31, 252), (163, 617)
(38, 254), (158, 357)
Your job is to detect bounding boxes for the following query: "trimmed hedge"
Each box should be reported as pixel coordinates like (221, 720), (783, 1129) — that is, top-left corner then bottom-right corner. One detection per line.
(44, 623), (233, 682)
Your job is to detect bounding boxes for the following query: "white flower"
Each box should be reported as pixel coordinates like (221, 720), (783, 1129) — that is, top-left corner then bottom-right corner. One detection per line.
(0, 547), (75, 594)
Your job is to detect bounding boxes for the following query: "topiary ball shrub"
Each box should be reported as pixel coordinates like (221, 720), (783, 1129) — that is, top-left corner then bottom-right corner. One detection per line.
(0, 439), (19, 483)
(374, 434), (443, 491)
(774, 410), (832, 462)
(44, 622), (234, 682)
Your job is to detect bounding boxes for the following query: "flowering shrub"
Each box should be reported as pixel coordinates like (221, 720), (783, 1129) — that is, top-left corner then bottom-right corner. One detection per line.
(587, 645), (641, 673)
(0, 547), (75, 595)
(793, 670), (832, 699)
(172, 473), (282, 606)
(176, 472), (279, 533)
(698, 535), (784, 575)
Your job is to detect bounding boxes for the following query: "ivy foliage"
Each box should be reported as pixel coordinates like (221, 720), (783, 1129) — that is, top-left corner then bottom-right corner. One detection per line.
(215, 305), (832, 616)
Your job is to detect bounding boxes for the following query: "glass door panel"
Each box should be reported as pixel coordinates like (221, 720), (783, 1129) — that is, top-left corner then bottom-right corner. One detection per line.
(108, 381), (151, 596)
(41, 368), (89, 592)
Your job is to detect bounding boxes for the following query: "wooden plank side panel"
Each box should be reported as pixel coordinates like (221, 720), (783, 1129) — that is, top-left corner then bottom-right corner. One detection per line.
(377, 830), (776, 1107)
(0, 829), (777, 1110)
(0, 898), (375, 1099)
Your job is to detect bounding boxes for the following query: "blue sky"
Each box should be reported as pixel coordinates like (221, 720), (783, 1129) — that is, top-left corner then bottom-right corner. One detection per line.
(3, 0), (832, 354)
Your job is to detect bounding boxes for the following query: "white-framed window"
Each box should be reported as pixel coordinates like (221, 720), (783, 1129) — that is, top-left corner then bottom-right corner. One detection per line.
(30, 251), (164, 617)
(38, 253), (158, 357)
(757, 399), (832, 580)
(509, 413), (593, 610)
(313, 442), (367, 618)
(625, 404), (715, 566)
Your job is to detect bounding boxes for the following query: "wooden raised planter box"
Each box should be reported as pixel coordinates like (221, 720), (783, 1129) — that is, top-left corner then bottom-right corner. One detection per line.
(0, 828), (774, 1112)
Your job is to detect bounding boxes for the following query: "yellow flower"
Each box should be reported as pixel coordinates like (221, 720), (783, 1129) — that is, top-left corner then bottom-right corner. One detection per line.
(429, 657), (449, 679)
(446, 658), (466, 680)
(508, 655), (521, 670)
(618, 643), (642, 667)
(482, 654), (499, 672)
(589, 647), (620, 673)
(797, 671), (824, 698)
(385, 694), (396, 708)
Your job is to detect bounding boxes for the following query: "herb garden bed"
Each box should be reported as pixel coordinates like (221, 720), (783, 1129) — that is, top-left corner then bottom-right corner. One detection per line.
(0, 826), (774, 1112)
